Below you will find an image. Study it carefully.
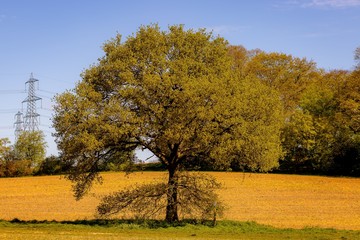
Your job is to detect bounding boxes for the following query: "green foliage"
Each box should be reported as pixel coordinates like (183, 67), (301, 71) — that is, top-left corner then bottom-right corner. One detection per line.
(0, 137), (34, 177)
(0, 138), (12, 161)
(333, 133), (360, 175)
(36, 155), (72, 175)
(339, 69), (360, 133)
(243, 51), (319, 115)
(227, 76), (284, 171)
(281, 110), (336, 173)
(1, 219), (360, 240)
(300, 83), (338, 117)
(279, 68), (360, 175)
(281, 110), (316, 170)
(14, 131), (47, 170)
(0, 159), (33, 177)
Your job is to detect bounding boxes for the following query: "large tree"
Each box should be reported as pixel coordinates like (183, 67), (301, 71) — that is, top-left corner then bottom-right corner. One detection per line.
(53, 24), (283, 222)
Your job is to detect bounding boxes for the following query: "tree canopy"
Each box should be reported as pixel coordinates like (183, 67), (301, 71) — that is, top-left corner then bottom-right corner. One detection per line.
(243, 52), (319, 115)
(0, 131), (47, 177)
(0, 138), (11, 161)
(53, 24), (284, 222)
(14, 130), (47, 169)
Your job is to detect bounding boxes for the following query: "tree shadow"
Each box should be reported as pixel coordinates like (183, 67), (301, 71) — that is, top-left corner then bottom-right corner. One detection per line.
(7, 218), (217, 228)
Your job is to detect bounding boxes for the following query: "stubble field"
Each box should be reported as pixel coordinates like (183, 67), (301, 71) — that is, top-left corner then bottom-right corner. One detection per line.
(0, 172), (359, 230)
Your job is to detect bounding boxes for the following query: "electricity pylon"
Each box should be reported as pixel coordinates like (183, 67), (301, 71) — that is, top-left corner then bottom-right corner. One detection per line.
(22, 73), (42, 132)
(14, 111), (24, 141)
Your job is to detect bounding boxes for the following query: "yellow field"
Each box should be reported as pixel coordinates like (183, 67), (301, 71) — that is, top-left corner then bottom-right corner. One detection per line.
(0, 172), (359, 230)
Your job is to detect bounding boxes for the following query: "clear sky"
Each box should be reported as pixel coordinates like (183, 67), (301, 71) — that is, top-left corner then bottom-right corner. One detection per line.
(0, 0), (359, 157)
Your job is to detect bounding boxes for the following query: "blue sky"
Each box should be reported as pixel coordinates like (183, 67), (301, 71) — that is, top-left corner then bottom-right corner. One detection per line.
(0, 0), (359, 157)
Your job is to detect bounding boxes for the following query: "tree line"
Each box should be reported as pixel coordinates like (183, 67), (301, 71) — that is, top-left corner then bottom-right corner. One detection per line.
(228, 46), (360, 176)
(1, 55), (359, 177)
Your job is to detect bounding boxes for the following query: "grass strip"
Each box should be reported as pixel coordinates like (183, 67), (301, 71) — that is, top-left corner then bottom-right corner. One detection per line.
(0, 219), (359, 240)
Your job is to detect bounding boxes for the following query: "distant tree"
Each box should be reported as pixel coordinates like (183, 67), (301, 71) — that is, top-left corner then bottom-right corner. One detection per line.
(0, 138), (11, 161)
(53, 24), (284, 222)
(306, 70), (360, 175)
(355, 47), (360, 69)
(281, 110), (336, 173)
(334, 69), (360, 175)
(0, 138), (11, 177)
(280, 68), (360, 175)
(243, 52), (319, 115)
(14, 131), (47, 171)
(227, 45), (250, 75)
(281, 110), (316, 172)
(339, 69), (360, 134)
(0, 137), (34, 177)
(36, 155), (73, 175)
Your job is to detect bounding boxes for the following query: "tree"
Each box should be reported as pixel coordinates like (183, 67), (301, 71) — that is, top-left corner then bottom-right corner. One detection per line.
(281, 110), (316, 172)
(227, 45), (250, 76)
(36, 155), (72, 175)
(0, 138), (11, 161)
(279, 68), (360, 175)
(339, 69), (360, 134)
(14, 131), (47, 170)
(281, 109), (336, 173)
(0, 137), (34, 177)
(0, 138), (11, 176)
(333, 69), (360, 175)
(243, 52), (319, 115)
(53, 24), (284, 222)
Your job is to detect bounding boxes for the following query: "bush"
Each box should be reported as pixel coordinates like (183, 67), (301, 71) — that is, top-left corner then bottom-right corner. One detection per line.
(0, 159), (33, 177)
(36, 155), (71, 175)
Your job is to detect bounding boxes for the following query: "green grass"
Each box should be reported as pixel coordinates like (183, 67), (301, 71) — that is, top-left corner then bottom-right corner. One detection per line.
(0, 219), (359, 240)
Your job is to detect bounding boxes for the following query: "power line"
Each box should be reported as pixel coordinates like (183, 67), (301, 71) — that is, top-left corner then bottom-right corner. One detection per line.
(0, 109), (21, 114)
(40, 124), (52, 128)
(39, 89), (57, 95)
(37, 94), (52, 100)
(0, 90), (26, 94)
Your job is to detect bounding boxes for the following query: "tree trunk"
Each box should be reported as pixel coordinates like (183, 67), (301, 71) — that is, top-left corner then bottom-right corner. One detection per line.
(165, 166), (179, 223)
